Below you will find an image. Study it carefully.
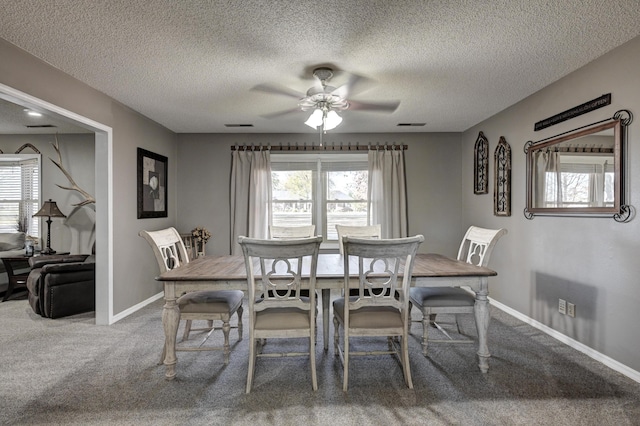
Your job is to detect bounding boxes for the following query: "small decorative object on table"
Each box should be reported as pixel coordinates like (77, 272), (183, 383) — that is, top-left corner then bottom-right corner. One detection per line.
(25, 240), (34, 257)
(191, 227), (211, 257)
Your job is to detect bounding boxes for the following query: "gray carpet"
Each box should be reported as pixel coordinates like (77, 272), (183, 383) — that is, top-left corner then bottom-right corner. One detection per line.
(1, 297), (639, 426)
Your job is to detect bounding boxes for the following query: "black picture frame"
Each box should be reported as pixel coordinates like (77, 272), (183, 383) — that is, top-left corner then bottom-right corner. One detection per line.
(137, 148), (167, 219)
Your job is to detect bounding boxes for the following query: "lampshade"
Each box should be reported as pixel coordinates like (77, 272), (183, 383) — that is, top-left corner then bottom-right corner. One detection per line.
(324, 110), (343, 131)
(33, 199), (67, 218)
(304, 109), (324, 129)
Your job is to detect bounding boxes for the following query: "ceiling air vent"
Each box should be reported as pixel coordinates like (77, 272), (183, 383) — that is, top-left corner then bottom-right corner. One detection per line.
(25, 124), (57, 128)
(225, 124), (254, 127)
(397, 123), (426, 127)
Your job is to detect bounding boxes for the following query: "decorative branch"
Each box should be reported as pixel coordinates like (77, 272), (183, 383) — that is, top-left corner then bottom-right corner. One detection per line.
(16, 143), (41, 154)
(49, 134), (96, 206)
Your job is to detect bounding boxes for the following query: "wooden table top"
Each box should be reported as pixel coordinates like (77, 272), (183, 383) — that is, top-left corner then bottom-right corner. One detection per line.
(157, 253), (497, 282)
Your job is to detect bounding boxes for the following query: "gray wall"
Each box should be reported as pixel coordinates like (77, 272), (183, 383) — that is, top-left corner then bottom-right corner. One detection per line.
(176, 132), (463, 257)
(461, 36), (640, 372)
(0, 38), (178, 317)
(0, 133), (95, 254)
(3, 29), (640, 376)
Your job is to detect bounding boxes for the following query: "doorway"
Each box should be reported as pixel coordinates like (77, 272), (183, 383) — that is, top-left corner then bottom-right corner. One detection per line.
(0, 83), (113, 325)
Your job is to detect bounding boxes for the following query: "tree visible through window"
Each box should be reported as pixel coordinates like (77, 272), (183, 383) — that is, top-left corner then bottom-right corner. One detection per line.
(544, 161), (614, 207)
(325, 170), (368, 240)
(272, 169), (313, 226)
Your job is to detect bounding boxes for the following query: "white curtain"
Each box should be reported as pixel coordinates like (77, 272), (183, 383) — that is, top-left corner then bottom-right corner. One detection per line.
(588, 164), (604, 207)
(230, 149), (271, 255)
(535, 150), (562, 207)
(367, 149), (408, 239)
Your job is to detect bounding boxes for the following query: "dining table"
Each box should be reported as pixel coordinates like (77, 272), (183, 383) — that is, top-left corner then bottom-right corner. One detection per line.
(156, 252), (497, 380)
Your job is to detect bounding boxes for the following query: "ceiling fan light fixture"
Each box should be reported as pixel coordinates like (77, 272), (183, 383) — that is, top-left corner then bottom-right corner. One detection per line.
(24, 109), (43, 117)
(256, 66), (399, 131)
(324, 110), (342, 130)
(304, 108), (324, 128)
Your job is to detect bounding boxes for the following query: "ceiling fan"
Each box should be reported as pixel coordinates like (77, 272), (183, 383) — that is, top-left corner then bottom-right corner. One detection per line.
(252, 66), (400, 131)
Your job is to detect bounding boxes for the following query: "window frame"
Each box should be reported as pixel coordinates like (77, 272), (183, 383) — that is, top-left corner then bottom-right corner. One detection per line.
(270, 153), (369, 247)
(0, 153), (41, 238)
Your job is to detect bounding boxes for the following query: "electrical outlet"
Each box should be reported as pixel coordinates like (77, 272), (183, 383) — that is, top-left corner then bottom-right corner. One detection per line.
(559, 299), (567, 315)
(567, 303), (576, 318)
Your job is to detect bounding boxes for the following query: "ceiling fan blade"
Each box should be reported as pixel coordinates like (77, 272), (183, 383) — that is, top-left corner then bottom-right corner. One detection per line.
(347, 100), (400, 113)
(332, 73), (373, 99)
(251, 83), (305, 99)
(261, 107), (301, 119)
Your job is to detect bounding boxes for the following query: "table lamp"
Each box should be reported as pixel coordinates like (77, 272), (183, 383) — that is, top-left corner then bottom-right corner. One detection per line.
(33, 199), (66, 255)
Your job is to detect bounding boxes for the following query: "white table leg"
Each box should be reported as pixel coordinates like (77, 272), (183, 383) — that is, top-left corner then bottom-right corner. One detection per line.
(162, 283), (180, 380)
(474, 277), (491, 373)
(322, 289), (330, 351)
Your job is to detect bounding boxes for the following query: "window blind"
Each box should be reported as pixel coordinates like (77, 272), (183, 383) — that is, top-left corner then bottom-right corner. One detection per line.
(0, 158), (39, 235)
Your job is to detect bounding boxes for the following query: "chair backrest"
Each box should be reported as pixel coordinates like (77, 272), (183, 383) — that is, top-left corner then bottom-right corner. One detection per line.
(238, 236), (323, 313)
(335, 224), (381, 255)
(139, 227), (190, 273)
(456, 226), (507, 267)
(269, 225), (316, 239)
(342, 235), (424, 314)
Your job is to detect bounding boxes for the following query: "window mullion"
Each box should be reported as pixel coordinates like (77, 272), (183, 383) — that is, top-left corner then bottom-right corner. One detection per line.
(315, 159), (324, 240)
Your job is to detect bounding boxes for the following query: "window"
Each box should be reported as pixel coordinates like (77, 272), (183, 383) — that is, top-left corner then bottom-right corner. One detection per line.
(544, 159), (614, 208)
(0, 155), (40, 236)
(271, 153), (368, 243)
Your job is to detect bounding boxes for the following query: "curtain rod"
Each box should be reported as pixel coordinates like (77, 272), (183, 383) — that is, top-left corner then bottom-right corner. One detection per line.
(230, 143), (408, 152)
(545, 147), (614, 153)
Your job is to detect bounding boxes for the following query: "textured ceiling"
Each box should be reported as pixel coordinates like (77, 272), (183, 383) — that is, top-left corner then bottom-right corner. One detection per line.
(0, 100), (91, 134)
(1, 0), (640, 134)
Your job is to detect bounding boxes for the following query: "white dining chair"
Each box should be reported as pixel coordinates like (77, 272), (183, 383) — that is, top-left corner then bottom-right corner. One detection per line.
(139, 227), (244, 365)
(270, 225), (317, 299)
(409, 226), (507, 356)
(335, 224), (381, 254)
(269, 225), (316, 239)
(335, 224), (383, 298)
(238, 235), (323, 393)
(333, 234), (424, 391)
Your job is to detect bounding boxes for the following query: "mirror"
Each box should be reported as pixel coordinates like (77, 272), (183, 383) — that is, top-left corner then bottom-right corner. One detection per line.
(525, 115), (631, 220)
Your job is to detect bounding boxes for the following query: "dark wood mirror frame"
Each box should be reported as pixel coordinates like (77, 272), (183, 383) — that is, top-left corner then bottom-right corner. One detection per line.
(524, 110), (633, 222)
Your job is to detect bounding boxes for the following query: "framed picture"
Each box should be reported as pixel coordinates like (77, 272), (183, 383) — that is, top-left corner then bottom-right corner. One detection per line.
(137, 148), (167, 218)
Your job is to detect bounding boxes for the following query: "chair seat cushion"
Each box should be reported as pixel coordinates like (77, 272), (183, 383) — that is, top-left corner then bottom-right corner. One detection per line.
(178, 290), (243, 314)
(333, 297), (402, 328)
(254, 307), (310, 330)
(409, 287), (475, 308)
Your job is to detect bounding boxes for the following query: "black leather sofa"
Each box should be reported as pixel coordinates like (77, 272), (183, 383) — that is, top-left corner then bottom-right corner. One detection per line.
(26, 254), (95, 319)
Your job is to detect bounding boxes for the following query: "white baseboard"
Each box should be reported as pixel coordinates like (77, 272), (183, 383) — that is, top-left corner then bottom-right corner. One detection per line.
(490, 298), (640, 384)
(110, 292), (164, 323)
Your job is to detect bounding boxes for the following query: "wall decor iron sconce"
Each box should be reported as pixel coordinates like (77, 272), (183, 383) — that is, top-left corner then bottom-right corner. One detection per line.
(494, 136), (511, 216)
(474, 131), (489, 194)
